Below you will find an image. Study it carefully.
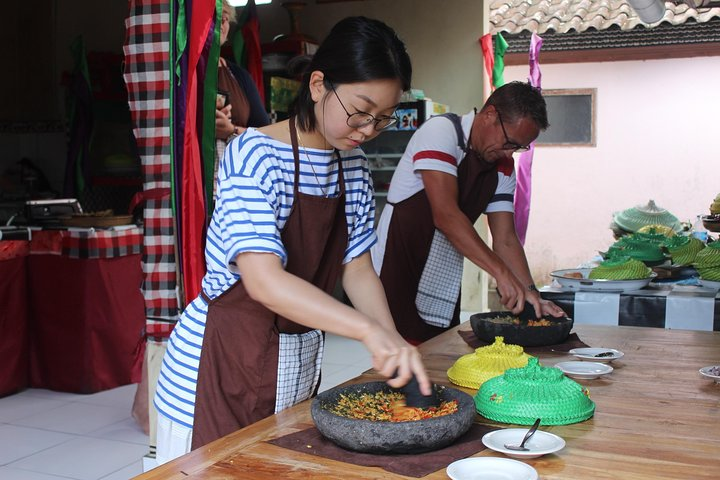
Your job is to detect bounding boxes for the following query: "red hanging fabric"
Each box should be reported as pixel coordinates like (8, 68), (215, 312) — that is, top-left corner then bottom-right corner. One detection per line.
(239, 0), (264, 104)
(479, 34), (495, 96)
(181, 0), (216, 304)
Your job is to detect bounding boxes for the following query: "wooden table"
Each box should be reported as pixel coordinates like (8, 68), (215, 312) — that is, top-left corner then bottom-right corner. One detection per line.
(136, 324), (720, 479)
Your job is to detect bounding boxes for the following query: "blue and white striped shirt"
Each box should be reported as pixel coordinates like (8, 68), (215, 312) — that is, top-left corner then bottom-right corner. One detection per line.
(154, 128), (376, 427)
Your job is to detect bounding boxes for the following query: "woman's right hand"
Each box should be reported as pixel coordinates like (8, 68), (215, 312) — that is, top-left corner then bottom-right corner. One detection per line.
(361, 326), (432, 396)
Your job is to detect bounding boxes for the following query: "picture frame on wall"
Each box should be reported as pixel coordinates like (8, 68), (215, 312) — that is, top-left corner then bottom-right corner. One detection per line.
(395, 108), (419, 131)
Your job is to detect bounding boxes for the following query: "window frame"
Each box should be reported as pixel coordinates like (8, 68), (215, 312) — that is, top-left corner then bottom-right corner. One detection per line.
(536, 88), (597, 147)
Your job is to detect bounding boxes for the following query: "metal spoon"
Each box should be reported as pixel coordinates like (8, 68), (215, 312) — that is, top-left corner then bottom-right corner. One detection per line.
(504, 418), (541, 451)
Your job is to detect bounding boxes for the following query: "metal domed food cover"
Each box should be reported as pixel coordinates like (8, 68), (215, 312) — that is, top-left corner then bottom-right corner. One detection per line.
(612, 199), (682, 234)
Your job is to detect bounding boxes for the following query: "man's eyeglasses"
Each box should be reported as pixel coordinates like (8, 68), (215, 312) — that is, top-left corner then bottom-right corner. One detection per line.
(497, 111), (531, 152)
(330, 83), (398, 131)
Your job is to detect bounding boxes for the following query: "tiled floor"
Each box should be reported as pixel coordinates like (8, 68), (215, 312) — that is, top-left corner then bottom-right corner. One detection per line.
(0, 333), (372, 480)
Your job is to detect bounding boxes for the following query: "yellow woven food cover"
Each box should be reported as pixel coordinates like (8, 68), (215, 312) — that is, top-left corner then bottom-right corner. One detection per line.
(475, 357), (595, 426)
(447, 336), (531, 390)
(637, 224), (676, 237)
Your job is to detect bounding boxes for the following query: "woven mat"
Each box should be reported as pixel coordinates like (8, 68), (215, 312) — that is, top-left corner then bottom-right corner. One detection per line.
(458, 330), (589, 354)
(267, 423), (498, 478)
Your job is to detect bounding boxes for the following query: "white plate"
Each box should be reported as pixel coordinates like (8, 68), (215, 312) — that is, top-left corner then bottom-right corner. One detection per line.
(569, 347), (625, 363)
(550, 268), (656, 293)
(554, 361), (613, 379)
(699, 365), (720, 383)
(482, 429), (566, 459)
(698, 278), (720, 290)
(447, 457), (538, 480)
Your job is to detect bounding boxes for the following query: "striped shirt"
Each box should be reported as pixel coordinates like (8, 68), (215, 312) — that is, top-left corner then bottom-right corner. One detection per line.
(154, 128), (376, 428)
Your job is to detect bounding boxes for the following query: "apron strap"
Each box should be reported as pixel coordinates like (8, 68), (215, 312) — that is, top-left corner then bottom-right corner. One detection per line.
(437, 112), (466, 150)
(288, 116), (301, 197)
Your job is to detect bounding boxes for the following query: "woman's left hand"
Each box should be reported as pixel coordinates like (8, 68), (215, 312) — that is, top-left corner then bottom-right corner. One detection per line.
(215, 105), (235, 139)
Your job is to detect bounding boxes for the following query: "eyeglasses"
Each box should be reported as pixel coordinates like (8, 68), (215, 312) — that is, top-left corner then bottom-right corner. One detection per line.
(329, 83), (398, 131)
(497, 111), (531, 152)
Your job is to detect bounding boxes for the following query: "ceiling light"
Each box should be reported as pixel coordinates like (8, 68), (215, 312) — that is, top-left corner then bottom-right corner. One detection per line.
(227, 0), (272, 6)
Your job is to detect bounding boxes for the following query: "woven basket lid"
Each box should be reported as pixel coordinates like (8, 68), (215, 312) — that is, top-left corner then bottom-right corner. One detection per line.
(711, 193), (720, 214)
(589, 256), (651, 280)
(474, 358), (595, 426)
(447, 337), (531, 389)
(698, 266), (720, 281)
(663, 236), (705, 266)
(636, 224), (676, 237)
(605, 240), (665, 264)
(613, 199), (682, 233)
(694, 242), (720, 269)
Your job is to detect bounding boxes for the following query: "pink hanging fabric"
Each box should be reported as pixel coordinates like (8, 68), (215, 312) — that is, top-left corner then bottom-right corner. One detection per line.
(513, 33), (543, 246)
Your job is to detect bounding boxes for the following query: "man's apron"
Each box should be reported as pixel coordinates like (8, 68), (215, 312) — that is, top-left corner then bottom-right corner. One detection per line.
(191, 117), (347, 449)
(379, 113), (499, 343)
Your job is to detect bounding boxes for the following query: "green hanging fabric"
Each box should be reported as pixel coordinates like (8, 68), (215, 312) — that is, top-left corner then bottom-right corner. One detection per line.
(232, 23), (246, 68)
(492, 32), (508, 89)
(64, 36), (94, 196)
(201, 0), (223, 216)
(175, 0), (188, 85)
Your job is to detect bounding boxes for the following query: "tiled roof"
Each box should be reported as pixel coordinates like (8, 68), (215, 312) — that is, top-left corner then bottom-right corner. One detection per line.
(490, 0), (720, 34)
(499, 17), (720, 53)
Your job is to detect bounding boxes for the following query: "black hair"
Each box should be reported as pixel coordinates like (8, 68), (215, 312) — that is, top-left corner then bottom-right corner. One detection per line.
(289, 16), (412, 132)
(483, 81), (549, 130)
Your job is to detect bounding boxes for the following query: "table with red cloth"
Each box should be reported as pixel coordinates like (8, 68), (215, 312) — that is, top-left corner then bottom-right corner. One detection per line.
(0, 227), (146, 396)
(0, 239), (31, 397)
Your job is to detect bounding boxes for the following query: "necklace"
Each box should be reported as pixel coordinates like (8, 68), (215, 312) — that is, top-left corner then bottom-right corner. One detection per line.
(297, 132), (330, 198)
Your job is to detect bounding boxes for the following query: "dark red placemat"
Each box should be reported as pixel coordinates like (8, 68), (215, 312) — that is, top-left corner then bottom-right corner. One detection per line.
(458, 330), (589, 354)
(267, 423), (498, 478)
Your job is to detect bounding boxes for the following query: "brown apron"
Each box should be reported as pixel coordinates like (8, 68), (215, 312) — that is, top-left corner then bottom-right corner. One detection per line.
(191, 117), (347, 449)
(379, 113), (500, 343)
(218, 63), (250, 128)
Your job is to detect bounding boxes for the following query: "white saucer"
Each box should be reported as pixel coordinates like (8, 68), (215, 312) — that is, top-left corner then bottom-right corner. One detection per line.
(482, 428), (566, 459)
(555, 361), (613, 379)
(699, 365), (720, 383)
(447, 457), (538, 480)
(569, 347), (624, 363)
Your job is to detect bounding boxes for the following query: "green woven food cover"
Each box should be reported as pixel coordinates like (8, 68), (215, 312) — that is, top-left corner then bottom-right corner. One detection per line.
(605, 241), (665, 264)
(589, 256), (651, 280)
(694, 243), (720, 269)
(475, 358), (595, 426)
(612, 199), (682, 233)
(662, 236), (705, 266)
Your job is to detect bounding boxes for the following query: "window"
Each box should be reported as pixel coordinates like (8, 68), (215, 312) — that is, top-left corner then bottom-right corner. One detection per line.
(536, 88), (596, 147)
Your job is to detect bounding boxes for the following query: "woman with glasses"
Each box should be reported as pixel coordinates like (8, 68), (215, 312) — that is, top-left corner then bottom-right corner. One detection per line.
(371, 81), (565, 345)
(153, 16), (431, 463)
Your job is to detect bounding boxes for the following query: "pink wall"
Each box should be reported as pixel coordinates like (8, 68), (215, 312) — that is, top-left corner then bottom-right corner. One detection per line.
(504, 55), (720, 285)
